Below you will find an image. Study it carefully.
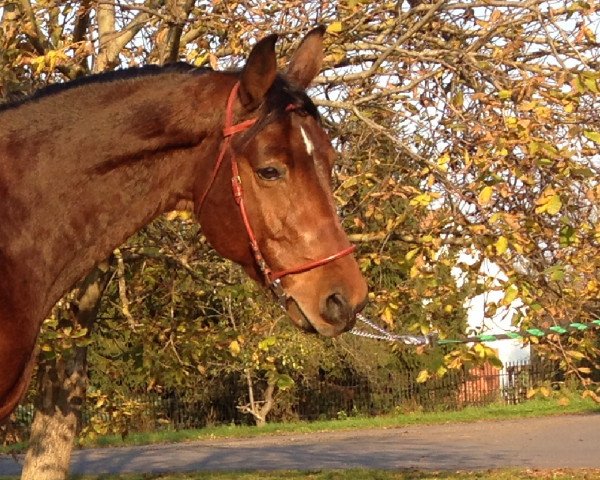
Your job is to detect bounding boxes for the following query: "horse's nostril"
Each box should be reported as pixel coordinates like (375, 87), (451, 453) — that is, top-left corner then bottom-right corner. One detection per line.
(326, 292), (344, 311)
(323, 292), (351, 324)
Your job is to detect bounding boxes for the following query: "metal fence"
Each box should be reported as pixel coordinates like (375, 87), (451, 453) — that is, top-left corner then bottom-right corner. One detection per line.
(294, 359), (559, 420)
(11, 359), (560, 434)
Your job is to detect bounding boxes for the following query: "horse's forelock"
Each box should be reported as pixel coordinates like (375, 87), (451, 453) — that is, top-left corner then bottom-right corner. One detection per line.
(238, 75), (320, 143)
(266, 75), (319, 119)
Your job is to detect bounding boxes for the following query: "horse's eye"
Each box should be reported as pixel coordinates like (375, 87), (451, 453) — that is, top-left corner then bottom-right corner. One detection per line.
(257, 166), (283, 181)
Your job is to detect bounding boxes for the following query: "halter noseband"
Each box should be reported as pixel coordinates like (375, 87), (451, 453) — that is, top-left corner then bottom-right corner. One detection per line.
(198, 81), (356, 307)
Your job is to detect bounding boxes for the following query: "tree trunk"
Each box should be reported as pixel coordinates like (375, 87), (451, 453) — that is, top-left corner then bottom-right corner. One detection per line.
(20, 358), (82, 480)
(21, 263), (112, 480)
(240, 370), (277, 427)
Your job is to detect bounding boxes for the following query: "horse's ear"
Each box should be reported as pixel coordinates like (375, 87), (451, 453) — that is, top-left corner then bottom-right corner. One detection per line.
(286, 26), (326, 89)
(239, 34), (278, 110)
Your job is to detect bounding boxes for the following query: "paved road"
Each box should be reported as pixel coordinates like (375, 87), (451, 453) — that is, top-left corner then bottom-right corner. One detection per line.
(1, 414), (599, 476)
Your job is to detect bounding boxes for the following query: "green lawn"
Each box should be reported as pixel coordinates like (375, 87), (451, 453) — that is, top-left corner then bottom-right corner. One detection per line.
(77, 393), (599, 450)
(2, 393), (598, 455)
(1, 397), (598, 480)
(3, 468), (600, 480)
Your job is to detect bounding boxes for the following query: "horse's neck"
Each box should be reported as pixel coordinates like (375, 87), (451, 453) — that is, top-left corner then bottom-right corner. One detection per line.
(0, 71), (228, 319)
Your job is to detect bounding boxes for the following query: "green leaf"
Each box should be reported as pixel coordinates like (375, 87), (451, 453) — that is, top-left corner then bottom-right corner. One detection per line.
(547, 265), (565, 281)
(71, 327), (89, 338)
(258, 336), (277, 351)
(276, 374), (294, 390)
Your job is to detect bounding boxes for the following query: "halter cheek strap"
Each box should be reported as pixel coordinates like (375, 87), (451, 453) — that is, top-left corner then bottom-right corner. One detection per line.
(198, 81), (356, 307)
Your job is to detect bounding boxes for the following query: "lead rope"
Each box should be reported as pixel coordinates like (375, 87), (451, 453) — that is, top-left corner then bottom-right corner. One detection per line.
(351, 314), (435, 346)
(350, 315), (600, 347)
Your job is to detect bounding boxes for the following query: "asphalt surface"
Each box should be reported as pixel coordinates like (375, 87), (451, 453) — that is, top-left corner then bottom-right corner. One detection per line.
(1, 414), (599, 475)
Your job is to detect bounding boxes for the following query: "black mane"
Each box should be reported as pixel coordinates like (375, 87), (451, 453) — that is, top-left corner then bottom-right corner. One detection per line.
(0, 62), (320, 123)
(0, 63), (207, 113)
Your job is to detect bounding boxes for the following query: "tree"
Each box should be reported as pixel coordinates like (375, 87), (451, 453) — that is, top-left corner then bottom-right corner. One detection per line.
(21, 264), (112, 480)
(308, 0), (600, 390)
(2, 2), (599, 477)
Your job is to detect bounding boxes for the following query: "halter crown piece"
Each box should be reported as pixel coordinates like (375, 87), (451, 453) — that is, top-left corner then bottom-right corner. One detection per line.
(198, 81), (356, 307)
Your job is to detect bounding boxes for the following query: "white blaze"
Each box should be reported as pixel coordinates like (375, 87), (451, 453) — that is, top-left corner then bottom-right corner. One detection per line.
(300, 126), (314, 156)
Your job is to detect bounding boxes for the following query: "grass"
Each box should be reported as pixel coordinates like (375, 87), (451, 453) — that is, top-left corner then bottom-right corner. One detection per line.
(2, 393), (598, 455)
(2, 396), (598, 480)
(75, 393), (599, 450)
(3, 468), (600, 480)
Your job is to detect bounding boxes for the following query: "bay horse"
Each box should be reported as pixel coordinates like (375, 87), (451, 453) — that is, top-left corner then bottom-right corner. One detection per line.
(0, 27), (368, 421)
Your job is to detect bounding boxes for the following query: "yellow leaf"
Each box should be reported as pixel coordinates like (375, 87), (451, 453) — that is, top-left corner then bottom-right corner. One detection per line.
(410, 264), (420, 278)
(229, 340), (241, 356)
(540, 386), (551, 397)
(558, 396), (570, 406)
(495, 236), (509, 255)
(583, 76), (599, 93)
(193, 52), (209, 67)
(409, 193), (433, 207)
(437, 153), (450, 168)
(546, 195), (562, 215)
(474, 343), (486, 358)
(327, 22), (343, 34)
(535, 193), (562, 215)
(416, 369), (430, 383)
(381, 306), (394, 325)
(405, 247), (420, 261)
(526, 388), (538, 399)
(166, 210), (192, 221)
(490, 212), (502, 223)
(582, 390), (600, 402)
(584, 131), (600, 144)
(566, 350), (585, 360)
(503, 284), (519, 305)
(478, 186), (494, 206)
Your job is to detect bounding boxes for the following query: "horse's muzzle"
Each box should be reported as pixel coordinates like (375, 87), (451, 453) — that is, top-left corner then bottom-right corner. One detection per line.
(284, 293), (361, 337)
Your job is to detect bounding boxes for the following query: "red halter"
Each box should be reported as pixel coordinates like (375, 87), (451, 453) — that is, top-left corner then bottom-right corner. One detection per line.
(198, 82), (356, 306)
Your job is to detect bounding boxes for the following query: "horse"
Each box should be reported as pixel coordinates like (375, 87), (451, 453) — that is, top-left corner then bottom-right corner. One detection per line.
(0, 27), (368, 421)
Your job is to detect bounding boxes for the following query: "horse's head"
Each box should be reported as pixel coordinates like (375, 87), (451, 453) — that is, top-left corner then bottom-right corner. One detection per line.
(196, 28), (368, 337)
